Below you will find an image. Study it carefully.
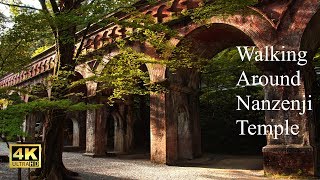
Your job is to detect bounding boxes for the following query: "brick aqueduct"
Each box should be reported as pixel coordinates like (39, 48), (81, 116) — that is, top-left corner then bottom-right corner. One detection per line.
(1, 0), (320, 177)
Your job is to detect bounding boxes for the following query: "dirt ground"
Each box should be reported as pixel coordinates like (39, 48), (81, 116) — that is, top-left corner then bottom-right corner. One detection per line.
(0, 142), (275, 179)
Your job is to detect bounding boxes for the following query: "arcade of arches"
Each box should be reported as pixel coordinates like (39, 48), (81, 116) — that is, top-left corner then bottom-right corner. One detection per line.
(2, 0), (320, 177)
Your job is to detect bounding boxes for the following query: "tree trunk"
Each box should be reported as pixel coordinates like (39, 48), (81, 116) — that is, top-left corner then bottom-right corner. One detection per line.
(31, 110), (78, 180)
(32, 26), (78, 179)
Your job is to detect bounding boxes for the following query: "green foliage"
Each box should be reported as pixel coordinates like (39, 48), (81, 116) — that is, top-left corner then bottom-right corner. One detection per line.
(313, 48), (320, 67)
(0, 91), (26, 139)
(200, 48), (265, 154)
(0, 68), (100, 140)
(0, 97), (101, 138)
(0, 7), (54, 76)
(0, 0), (263, 149)
(75, 45), (156, 102)
(201, 48), (260, 90)
(32, 45), (52, 57)
(190, 0), (257, 23)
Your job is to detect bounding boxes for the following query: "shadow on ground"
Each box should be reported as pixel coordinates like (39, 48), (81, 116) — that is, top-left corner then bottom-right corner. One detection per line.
(78, 172), (134, 180)
(176, 154), (263, 170)
(111, 153), (263, 170)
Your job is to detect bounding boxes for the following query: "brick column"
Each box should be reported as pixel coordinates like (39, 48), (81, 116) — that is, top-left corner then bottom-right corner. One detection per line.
(261, 62), (316, 176)
(84, 81), (107, 157)
(148, 64), (201, 164)
(150, 92), (175, 164)
(71, 118), (80, 146)
(112, 101), (134, 154)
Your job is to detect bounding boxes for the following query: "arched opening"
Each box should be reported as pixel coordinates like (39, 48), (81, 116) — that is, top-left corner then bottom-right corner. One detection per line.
(71, 119), (80, 147)
(200, 47), (265, 155)
(63, 118), (81, 147)
(163, 23), (266, 167)
(133, 63), (151, 153)
(34, 114), (44, 142)
(106, 112), (115, 153)
(299, 9), (320, 176)
(102, 63), (150, 156)
(64, 119), (73, 146)
(133, 94), (150, 153)
(25, 83), (47, 142)
(66, 72), (88, 149)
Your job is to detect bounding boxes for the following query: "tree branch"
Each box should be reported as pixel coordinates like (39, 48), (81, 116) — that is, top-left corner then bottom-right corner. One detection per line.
(74, 0), (86, 7)
(75, 23), (91, 59)
(38, 0), (50, 13)
(49, 0), (60, 13)
(74, 0), (98, 59)
(38, 0), (58, 38)
(0, 40), (22, 70)
(0, 2), (41, 11)
(2, 40), (22, 61)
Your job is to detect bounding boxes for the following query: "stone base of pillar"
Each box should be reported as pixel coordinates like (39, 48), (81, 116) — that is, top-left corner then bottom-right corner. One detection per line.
(263, 145), (314, 177)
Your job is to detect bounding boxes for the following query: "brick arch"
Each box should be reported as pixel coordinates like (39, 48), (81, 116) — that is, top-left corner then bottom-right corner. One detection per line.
(75, 63), (95, 79)
(298, 6), (320, 176)
(36, 62), (42, 74)
(49, 58), (55, 69)
(154, 5), (169, 23)
(148, 22), (262, 164)
(44, 59), (50, 71)
(299, 8), (320, 58)
(165, 23), (256, 89)
(177, 23), (255, 58)
(39, 61), (45, 73)
(169, 12), (274, 50)
(298, 6), (320, 91)
(85, 39), (94, 49)
(94, 34), (102, 49)
(110, 26), (120, 39)
(145, 11), (153, 15)
(69, 71), (88, 97)
(279, 0), (319, 50)
(33, 63), (40, 76)
(102, 30), (109, 41)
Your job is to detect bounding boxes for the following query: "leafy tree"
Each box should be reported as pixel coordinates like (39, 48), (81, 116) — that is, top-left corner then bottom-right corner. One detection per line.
(0, 0), (259, 179)
(200, 48), (265, 154)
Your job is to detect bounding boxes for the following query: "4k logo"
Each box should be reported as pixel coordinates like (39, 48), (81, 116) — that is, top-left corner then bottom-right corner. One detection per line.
(9, 144), (41, 168)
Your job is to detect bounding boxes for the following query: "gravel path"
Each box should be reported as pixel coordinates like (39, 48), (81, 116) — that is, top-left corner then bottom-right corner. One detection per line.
(0, 142), (28, 179)
(1, 142), (268, 179)
(64, 153), (266, 180)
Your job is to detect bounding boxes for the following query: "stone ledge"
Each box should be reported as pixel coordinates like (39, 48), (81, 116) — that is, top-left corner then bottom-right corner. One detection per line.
(263, 145), (314, 177)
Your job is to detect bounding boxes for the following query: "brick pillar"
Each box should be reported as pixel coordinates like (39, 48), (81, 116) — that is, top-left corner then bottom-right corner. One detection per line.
(262, 62), (316, 176)
(113, 111), (125, 153)
(84, 81), (107, 156)
(125, 99), (134, 152)
(112, 101), (134, 154)
(150, 92), (176, 164)
(84, 104), (107, 156)
(148, 64), (201, 164)
(71, 119), (80, 146)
